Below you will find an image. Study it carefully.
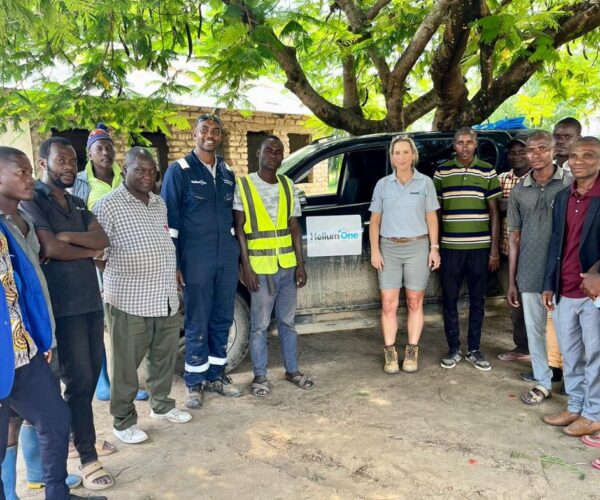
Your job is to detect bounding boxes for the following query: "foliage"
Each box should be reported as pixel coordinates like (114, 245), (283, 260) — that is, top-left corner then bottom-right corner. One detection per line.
(0, 1), (598, 136)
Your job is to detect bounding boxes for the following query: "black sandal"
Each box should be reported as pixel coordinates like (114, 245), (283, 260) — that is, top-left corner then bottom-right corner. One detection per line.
(251, 378), (271, 397)
(285, 372), (315, 390)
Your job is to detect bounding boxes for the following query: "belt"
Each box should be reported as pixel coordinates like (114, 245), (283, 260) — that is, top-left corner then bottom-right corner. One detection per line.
(384, 234), (428, 244)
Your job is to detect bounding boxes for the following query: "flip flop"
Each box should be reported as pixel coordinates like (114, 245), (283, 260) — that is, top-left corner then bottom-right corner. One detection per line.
(592, 458), (600, 471)
(285, 373), (315, 390)
(582, 433), (600, 449)
(69, 440), (116, 459)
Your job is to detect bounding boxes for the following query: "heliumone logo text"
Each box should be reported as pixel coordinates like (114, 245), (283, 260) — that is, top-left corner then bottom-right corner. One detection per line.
(309, 228), (360, 241)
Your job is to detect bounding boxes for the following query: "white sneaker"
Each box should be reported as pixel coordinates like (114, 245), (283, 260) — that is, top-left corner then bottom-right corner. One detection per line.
(113, 425), (148, 444)
(150, 408), (192, 424)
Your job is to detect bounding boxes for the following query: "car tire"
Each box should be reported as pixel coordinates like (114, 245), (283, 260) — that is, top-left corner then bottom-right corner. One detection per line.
(175, 292), (250, 376)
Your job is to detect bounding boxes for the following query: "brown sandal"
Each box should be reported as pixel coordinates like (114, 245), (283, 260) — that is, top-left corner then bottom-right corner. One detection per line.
(69, 439), (116, 459)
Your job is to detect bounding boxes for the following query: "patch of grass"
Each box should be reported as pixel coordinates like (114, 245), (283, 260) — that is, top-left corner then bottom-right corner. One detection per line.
(511, 448), (586, 480)
(541, 454), (586, 480)
(309, 472), (326, 483)
(353, 391), (369, 397)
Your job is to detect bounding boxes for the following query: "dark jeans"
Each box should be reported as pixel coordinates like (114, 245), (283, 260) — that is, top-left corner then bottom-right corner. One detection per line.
(55, 310), (104, 465)
(441, 248), (488, 352)
(0, 354), (71, 500)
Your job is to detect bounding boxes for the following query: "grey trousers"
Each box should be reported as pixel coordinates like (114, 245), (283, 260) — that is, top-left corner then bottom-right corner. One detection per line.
(108, 305), (180, 431)
(553, 296), (600, 421)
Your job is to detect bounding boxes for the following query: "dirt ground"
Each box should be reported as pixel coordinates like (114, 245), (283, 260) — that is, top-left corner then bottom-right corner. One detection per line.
(16, 314), (600, 499)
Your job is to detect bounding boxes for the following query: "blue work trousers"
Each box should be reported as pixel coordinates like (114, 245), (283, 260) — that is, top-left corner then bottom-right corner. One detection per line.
(0, 354), (71, 500)
(183, 263), (238, 388)
(553, 296), (600, 421)
(250, 267), (299, 377)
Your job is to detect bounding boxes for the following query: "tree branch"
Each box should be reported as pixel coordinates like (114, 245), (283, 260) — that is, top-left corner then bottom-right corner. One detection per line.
(223, 0), (375, 134)
(334, 0), (390, 93)
(384, 0), (453, 128)
(462, 1), (600, 125)
(431, 1), (479, 130)
(389, 0), (453, 87)
(404, 89), (439, 125)
(334, 0), (366, 33)
(342, 54), (361, 113)
(366, 0), (392, 21)
(478, 1), (495, 93)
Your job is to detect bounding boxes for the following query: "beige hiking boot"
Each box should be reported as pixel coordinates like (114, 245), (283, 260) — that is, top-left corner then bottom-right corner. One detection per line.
(402, 344), (419, 372)
(383, 346), (399, 374)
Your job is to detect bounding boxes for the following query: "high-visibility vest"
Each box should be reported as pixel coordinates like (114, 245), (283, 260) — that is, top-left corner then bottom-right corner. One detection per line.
(237, 174), (297, 275)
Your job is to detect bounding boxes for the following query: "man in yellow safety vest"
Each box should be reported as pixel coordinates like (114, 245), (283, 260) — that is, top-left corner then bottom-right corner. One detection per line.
(233, 136), (314, 397)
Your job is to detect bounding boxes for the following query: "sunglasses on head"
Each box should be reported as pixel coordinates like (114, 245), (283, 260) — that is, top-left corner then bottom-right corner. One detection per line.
(196, 113), (222, 126)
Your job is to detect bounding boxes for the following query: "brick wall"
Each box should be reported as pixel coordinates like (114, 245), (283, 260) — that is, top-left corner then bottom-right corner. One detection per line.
(30, 105), (332, 193)
(167, 106), (311, 177)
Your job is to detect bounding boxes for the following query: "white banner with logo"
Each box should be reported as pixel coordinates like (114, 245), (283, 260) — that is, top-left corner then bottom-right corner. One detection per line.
(306, 215), (362, 257)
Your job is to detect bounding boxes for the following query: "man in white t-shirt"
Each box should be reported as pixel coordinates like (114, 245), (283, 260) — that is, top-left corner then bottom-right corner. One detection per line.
(233, 136), (314, 397)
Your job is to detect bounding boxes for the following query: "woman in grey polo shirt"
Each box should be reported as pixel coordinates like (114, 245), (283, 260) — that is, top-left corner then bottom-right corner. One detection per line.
(369, 136), (440, 373)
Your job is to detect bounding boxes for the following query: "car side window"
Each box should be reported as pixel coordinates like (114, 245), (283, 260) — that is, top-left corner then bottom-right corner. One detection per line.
(338, 148), (387, 205)
(296, 153), (345, 197)
(296, 147), (387, 204)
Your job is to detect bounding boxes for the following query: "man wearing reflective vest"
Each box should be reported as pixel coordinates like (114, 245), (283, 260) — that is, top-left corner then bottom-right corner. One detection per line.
(234, 136), (314, 397)
(161, 113), (242, 410)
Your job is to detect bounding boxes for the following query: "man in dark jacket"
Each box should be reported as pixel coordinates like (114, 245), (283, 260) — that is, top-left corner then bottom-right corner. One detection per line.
(542, 137), (600, 437)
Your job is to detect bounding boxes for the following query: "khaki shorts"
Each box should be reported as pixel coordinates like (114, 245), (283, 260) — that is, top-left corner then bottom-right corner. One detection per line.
(378, 238), (430, 291)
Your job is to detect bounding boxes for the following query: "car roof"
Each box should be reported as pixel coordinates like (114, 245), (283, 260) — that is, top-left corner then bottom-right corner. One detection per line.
(279, 128), (526, 178)
(309, 130), (519, 148)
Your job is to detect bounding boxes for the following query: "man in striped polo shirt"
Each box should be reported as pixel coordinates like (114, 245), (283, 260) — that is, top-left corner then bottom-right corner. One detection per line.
(434, 127), (501, 371)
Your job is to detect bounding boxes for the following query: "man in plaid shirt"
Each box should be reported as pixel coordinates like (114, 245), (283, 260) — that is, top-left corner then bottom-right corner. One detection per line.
(497, 137), (530, 362)
(94, 148), (192, 445)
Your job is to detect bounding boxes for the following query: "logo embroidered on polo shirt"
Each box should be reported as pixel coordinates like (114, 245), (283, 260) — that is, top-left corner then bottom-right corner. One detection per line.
(191, 180), (207, 185)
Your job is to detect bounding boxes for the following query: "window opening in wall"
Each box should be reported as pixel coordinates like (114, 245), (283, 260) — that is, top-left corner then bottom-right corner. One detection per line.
(288, 133), (310, 153)
(289, 133), (312, 184)
(51, 129), (88, 171)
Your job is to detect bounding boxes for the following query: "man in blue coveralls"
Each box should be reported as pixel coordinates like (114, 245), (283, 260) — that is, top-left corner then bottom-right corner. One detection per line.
(161, 113), (242, 409)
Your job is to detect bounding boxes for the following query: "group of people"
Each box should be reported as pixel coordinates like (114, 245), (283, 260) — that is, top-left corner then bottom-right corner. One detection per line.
(0, 113), (313, 499)
(0, 112), (598, 500)
(371, 119), (600, 472)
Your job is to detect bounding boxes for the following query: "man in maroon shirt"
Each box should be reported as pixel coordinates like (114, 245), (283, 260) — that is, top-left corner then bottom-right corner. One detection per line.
(542, 137), (600, 438)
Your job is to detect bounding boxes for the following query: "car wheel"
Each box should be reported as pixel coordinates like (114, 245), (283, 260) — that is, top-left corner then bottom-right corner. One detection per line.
(175, 292), (250, 376)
